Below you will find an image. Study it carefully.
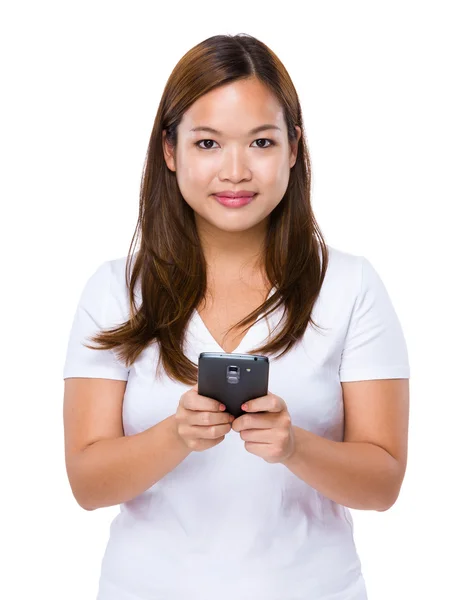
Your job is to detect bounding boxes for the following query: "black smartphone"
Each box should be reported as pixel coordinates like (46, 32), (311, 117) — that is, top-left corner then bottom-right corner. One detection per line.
(197, 352), (269, 418)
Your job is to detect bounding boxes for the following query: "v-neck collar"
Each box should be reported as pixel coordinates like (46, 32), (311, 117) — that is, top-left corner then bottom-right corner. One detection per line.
(190, 286), (278, 355)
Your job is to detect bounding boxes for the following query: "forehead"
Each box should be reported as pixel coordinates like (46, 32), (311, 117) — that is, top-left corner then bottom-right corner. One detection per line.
(180, 79), (285, 134)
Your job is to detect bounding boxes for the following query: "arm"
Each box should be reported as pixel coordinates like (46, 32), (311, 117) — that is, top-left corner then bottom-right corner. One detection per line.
(71, 415), (191, 511)
(281, 256), (410, 511)
(281, 378), (409, 512)
(281, 426), (401, 511)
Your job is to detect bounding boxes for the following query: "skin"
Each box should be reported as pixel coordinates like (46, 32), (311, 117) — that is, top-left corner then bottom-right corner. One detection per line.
(163, 77), (302, 463)
(162, 76), (302, 283)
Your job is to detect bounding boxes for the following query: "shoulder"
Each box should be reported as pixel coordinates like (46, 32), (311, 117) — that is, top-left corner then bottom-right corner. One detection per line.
(322, 244), (364, 298)
(325, 244), (362, 271)
(102, 253), (140, 319)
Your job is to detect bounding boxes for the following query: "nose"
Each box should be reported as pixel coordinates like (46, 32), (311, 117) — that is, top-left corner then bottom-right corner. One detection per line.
(218, 147), (252, 182)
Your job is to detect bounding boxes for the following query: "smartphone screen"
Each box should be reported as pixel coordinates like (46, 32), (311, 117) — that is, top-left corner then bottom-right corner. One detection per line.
(197, 352), (269, 417)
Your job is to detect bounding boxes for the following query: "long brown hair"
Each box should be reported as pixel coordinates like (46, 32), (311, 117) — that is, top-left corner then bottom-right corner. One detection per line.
(84, 33), (330, 386)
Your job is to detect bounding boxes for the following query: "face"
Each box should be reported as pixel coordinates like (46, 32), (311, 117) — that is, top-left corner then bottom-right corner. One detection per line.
(162, 77), (301, 238)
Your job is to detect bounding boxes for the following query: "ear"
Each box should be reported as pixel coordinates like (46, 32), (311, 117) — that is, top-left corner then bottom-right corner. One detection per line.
(162, 129), (176, 172)
(290, 125), (302, 169)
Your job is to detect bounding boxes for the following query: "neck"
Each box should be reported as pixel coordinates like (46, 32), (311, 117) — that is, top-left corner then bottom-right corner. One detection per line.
(196, 215), (268, 282)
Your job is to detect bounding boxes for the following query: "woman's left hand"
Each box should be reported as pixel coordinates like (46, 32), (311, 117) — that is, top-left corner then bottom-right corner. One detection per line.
(231, 391), (296, 463)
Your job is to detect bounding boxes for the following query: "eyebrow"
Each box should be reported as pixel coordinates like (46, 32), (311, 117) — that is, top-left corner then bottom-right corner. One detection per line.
(189, 124), (281, 135)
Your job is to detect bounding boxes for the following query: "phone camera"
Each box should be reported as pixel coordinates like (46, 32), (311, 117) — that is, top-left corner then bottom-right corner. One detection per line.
(226, 365), (240, 384)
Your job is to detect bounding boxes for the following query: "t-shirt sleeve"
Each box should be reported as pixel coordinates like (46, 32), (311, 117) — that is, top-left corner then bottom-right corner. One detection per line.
(62, 260), (130, 381)
(339, 256), (410, 382)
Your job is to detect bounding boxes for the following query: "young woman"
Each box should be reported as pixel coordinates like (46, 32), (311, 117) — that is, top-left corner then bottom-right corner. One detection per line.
(63, 33), (410, 600)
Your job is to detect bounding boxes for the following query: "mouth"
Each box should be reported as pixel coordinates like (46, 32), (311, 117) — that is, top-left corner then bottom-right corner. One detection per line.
(212, 194), (257, 208)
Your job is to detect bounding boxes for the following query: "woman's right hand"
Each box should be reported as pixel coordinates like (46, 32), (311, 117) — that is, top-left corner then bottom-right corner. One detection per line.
(174, 384), (235, 451)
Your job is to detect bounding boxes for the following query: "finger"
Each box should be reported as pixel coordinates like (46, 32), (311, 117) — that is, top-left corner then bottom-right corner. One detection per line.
(232, 413), (276, 432)
(239, 428), (274, 442)
(184, 386), (224, 413)
(241, 393), (284, 413)
(187, 410), (234, 426)
(184, 422), (232, 440)
(192, 421), (234, 437)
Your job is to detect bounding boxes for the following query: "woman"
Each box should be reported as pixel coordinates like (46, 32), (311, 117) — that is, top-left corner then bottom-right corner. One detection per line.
(63, 33), (410, 600)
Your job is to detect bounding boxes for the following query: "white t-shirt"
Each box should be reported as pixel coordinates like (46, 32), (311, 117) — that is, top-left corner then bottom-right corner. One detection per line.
(63, 244), (410, 600)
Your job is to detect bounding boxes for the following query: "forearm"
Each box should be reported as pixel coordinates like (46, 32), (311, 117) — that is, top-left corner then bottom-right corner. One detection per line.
(71, 415), (191, 511)
(281, 426), (401, 511)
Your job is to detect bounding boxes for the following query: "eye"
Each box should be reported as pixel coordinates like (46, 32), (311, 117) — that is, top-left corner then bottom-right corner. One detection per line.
(253, 138), (275, 149)
(195, 138), (276, 150)
(196, 139), (218, 150)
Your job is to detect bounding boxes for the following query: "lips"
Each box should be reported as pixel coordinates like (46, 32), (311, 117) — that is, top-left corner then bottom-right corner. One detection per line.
(213, 194), (257, 207)
(214, 191), (256, 199)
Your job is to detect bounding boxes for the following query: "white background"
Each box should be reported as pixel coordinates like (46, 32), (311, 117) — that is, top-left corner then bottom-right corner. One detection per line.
(1, 1), (470, 598)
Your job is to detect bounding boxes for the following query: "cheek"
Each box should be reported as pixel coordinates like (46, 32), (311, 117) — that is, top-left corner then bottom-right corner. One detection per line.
(256, 154), (290, 185)
(259, 165), (290, 201)
(176, 167), (211, 202)
(179, 161), (214, 190)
